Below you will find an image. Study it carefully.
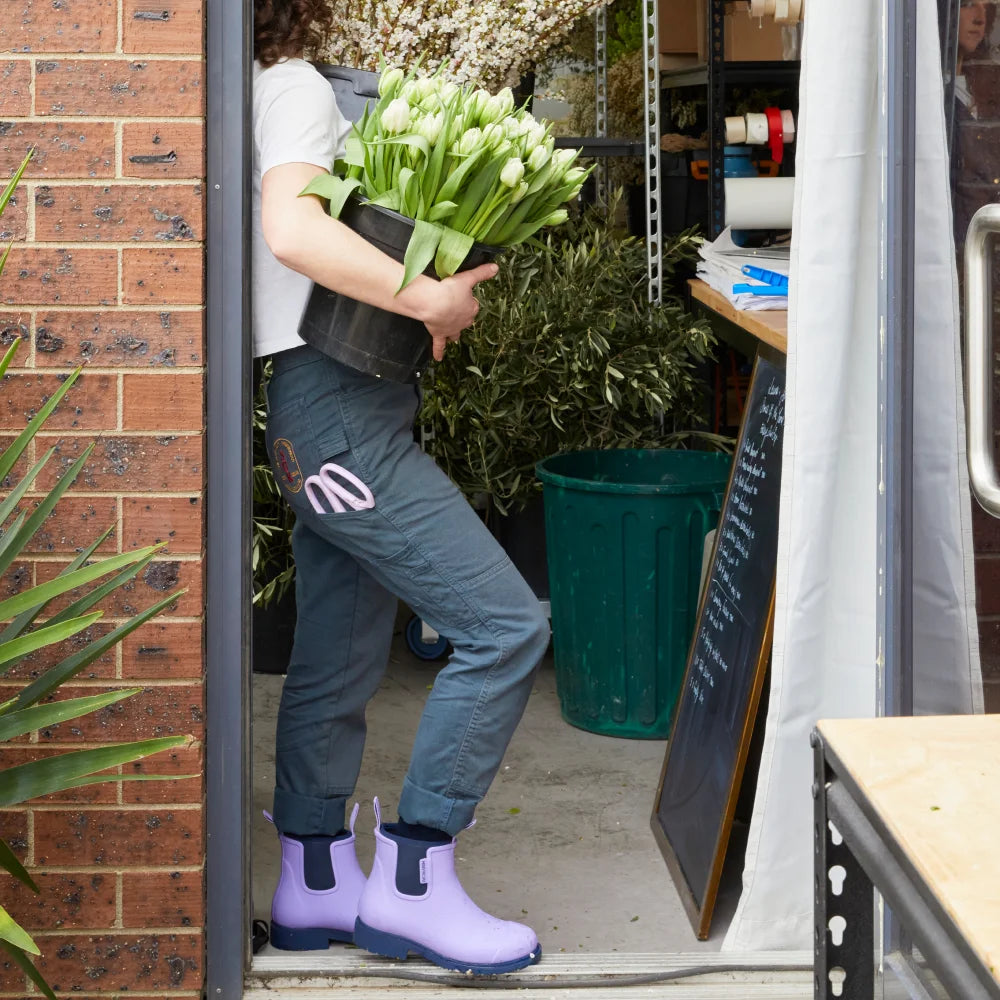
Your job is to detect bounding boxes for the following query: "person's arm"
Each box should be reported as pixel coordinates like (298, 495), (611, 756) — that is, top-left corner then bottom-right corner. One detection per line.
(262, 161), (496, 360)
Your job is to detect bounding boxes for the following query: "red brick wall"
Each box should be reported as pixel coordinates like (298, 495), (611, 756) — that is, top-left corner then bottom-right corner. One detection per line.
(0, 1), (205, 995)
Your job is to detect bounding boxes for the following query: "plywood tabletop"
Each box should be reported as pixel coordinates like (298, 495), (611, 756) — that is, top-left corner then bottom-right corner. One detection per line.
(817, 715), (1000, 982)
(688, 279), (788, 355)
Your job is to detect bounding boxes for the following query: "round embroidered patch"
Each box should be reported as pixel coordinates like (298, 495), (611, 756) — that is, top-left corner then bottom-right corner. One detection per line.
(272, 437), (303, 494)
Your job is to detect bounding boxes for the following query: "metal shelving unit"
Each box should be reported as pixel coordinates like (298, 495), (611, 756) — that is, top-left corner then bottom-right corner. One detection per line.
(659, 1), (801, 237)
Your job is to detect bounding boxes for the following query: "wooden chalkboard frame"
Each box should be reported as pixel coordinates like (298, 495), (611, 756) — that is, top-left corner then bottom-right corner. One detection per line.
(650, 346), (784, 940)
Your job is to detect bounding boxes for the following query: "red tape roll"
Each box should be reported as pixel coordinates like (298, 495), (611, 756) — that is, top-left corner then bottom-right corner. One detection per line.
(765, 106), (784, 166)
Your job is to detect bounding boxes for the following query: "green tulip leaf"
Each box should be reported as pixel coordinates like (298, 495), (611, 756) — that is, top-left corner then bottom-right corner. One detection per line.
(435, 227), (475, 279)
(450, 157), (505, 233)
(436, 146), (489, 204)
(428, 201), (458, 223)
(369, 190), (402, 212)
(343, 133), (366, 168)
(397, 167), (419, 219)
(299, 174), (361, 221)
(400, 219), (443, 291)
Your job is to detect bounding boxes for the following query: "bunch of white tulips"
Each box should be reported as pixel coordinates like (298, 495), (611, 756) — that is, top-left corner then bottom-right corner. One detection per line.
(301, 63), (590, 289)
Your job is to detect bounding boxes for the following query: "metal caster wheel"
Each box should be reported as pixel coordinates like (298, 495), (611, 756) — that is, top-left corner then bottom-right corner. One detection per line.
(404, 615), (450, 661)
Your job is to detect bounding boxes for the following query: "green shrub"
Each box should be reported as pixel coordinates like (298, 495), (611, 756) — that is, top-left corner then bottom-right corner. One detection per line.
(419, 199), (720, 514)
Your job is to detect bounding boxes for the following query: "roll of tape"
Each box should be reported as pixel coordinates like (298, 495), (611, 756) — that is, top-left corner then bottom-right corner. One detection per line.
(764, 106), (784, 164)
(725, 116), (748, 144)
(780, 109), (795, 138)
(774, 0), (792, 23)
(745, 112), (769, 145)
(749, 0), (772, 17)
(724, 177), (795, 229)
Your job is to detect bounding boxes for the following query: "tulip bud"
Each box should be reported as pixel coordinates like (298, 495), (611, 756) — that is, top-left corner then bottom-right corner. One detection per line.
(399, 80), (419, 103)
(527, 144), (551, 172)
(378, 67), (405, 99)
(544, 209), (569, 227)
(468, 89), (492, 123)
(499, 156), (525, 188)
(482, 122), (506, 148)
(381, 97), (411, 134)
(415, 111), (444, 146)
(437, 80), (459, 103)
(457, 127), (483, 155)
(510, 180), (529, 204)
(552, 148), (577, 172)
(482, 87), (515, 125)
(564, 166), (587, 186)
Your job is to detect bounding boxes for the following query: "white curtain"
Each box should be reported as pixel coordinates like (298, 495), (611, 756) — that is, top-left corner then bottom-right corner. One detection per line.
(723, 0), (983, 951)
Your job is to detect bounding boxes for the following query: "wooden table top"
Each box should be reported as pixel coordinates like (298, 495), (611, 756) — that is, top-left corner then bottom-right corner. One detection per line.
(817, 715), (1000, 983)
(688, 279), (788, 355)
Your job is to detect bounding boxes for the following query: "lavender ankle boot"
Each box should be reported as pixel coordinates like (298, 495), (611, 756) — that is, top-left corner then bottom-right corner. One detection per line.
(354, 798), (541, 974)
(267, 803), (366, 950)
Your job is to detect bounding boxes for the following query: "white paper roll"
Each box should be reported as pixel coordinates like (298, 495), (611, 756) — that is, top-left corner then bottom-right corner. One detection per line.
(749, 0), (774, 16)
(725, 116), (748, 144)
(745, 112), (769, 145)
(780, 109), (795, 137)
(724, 177), (795, 229)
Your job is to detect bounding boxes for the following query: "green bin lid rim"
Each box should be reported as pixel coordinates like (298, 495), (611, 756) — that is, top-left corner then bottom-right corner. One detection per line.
(535, 449), (731, 496)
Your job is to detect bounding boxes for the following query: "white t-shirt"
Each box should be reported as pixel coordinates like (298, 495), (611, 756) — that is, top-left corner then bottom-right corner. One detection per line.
(252, 58), (352, 357)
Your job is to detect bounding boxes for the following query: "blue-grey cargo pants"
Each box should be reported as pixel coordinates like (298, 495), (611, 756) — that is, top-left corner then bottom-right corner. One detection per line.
(264, 346), (549, 838)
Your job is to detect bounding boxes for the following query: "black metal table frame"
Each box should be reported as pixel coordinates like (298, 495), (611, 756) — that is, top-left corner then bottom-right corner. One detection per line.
(812, 727), (1000, 1000)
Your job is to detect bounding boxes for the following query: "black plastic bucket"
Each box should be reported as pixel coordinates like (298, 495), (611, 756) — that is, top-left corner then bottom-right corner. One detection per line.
(298, 196), (501, 383)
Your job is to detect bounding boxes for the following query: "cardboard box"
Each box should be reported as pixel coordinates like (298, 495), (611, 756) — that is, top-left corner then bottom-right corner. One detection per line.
(695, 1), (789, 62)
(659, 0), (699, 55)
(725, 4), (787, 60)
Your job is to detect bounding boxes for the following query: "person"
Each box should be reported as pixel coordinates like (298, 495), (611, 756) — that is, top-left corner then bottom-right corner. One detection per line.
(252, 0), (549, 975)
(950, 0), (998, 245)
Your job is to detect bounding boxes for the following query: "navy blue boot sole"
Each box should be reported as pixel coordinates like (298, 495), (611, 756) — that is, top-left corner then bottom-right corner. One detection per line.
(354, 918), (542, 974)
(269, 921), (354, 950)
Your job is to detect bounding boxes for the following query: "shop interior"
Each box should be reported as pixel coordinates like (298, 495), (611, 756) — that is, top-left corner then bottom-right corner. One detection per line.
(239, 0), (992, 991)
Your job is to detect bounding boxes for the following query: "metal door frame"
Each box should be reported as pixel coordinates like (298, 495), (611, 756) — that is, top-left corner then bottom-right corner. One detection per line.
(205, 0), (253, 995)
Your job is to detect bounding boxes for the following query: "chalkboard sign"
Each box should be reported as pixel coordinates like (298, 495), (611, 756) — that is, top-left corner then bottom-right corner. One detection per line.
(651, 350), (786, 940)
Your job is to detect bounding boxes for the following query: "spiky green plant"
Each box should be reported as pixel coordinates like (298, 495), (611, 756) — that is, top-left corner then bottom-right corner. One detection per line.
(0, 151), (190, 998)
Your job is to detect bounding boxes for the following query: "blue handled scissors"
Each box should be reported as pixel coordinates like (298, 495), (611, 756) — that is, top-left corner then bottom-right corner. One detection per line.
(304, 463), (375, 515)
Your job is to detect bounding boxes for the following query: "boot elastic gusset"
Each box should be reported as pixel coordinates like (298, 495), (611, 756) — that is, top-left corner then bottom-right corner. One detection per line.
(353, 918), (542, 974)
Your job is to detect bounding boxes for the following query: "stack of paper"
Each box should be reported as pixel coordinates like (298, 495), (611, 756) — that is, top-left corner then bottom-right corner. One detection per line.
(696, 228), (790, 311)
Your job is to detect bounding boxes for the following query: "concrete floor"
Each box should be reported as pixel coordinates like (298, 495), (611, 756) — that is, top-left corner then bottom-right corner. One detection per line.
(250, 616), (747, 957)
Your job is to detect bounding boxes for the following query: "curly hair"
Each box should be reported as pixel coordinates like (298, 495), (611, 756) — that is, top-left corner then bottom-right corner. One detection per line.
(254, 0), (336, 68)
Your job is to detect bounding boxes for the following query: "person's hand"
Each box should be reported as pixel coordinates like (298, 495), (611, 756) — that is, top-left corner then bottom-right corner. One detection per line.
(421, 262), (499, 361)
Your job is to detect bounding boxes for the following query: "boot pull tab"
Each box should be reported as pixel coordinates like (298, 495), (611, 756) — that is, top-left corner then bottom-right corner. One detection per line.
(348, 801), (360, 835)
(263, 810), (274, 826)
(373, 796), (382, 830)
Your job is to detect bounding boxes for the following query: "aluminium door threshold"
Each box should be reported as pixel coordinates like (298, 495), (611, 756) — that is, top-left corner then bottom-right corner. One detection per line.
(247, 950), (813, 998)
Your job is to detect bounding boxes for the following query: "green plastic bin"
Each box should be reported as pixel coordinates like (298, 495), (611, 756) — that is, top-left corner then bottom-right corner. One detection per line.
(536, 449), (731, 739)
